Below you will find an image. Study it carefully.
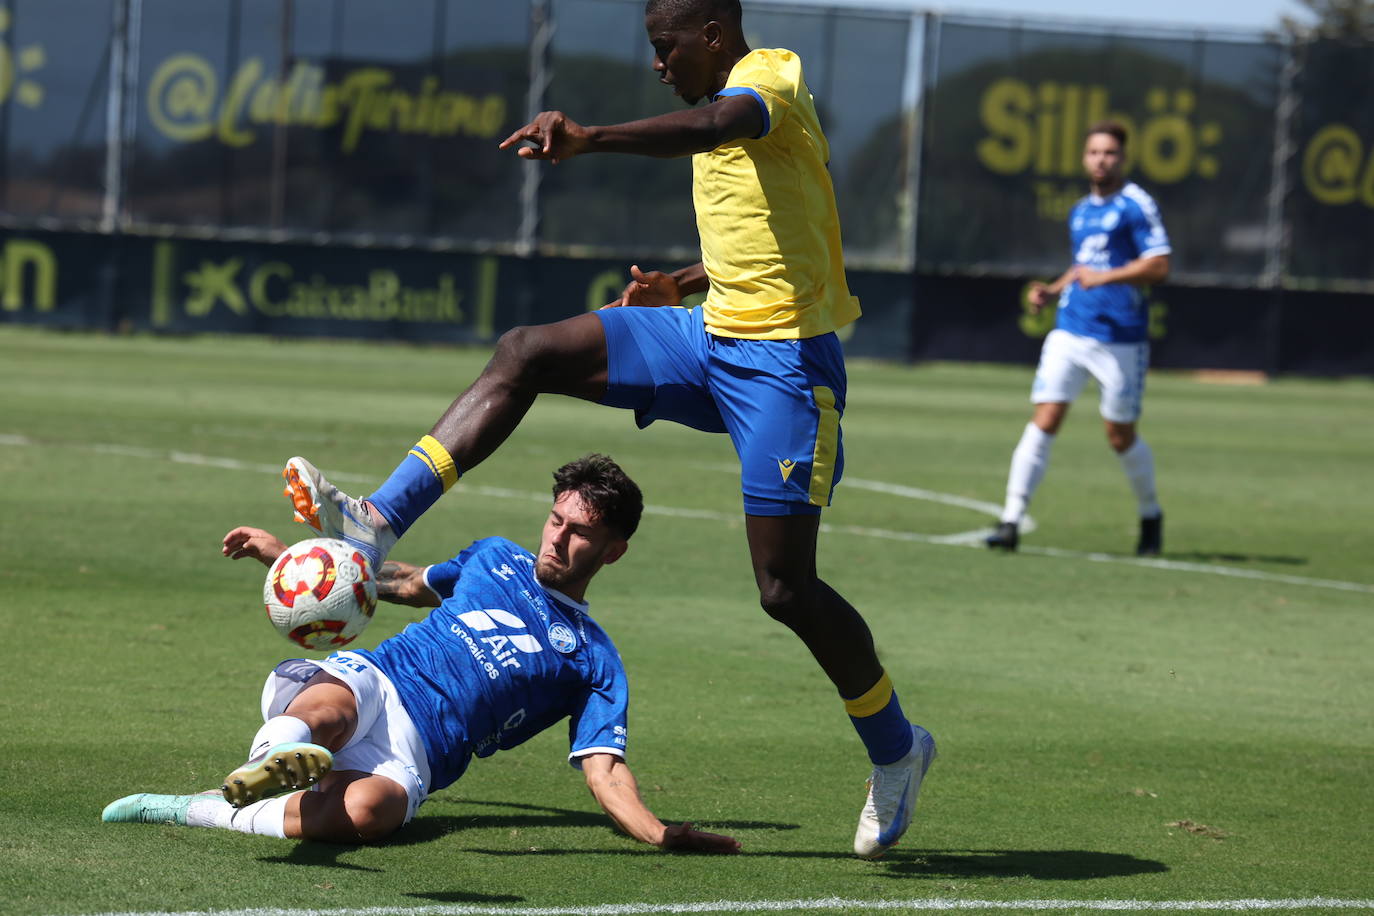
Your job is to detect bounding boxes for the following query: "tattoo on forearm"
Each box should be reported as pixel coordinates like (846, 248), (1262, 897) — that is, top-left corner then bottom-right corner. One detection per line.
(376, 562), (406, 600)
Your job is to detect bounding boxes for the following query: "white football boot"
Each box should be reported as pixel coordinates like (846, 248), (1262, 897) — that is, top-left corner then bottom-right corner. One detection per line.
(853, 723), (937, 859)
(283, 457), (396, 569)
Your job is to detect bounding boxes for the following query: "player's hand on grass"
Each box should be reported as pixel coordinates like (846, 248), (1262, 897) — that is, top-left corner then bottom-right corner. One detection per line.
(499, 111), (591, 164)
(222, 526), (288, 566)
(608, 265), (681, 309)
(660, 822), (742, 854)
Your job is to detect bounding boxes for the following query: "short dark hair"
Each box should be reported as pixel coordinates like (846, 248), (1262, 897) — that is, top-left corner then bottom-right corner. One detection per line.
(644, 0), (742, 29)
(552, 454), (644, 540)
(1085, 120), (1128, 148)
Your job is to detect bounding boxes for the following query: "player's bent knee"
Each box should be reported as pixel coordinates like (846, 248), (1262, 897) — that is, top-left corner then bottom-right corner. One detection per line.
(491, 326), (542, 375)
(757, 577), (804, 625)
(342, 788), (407, 843)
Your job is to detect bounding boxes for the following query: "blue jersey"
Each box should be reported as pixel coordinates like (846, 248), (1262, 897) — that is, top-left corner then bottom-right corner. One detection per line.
(356, 536), (629, 792)
(1056, 182), (1171, 344)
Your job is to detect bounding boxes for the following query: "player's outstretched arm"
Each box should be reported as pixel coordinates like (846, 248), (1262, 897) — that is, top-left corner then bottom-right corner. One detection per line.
(222, 526), (439, 608)
(581, 753), (741, 853)
(499, 94), (762, 164)
(222, 526), (288, 566)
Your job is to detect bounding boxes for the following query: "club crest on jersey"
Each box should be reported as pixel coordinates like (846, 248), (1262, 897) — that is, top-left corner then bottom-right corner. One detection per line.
(548, 622), (578, 654)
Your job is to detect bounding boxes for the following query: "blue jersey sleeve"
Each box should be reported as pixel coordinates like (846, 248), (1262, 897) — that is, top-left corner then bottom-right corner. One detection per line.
(566, 635), (630, 769)
(422, 557), (464, 601)
(1125, 188), (1171, 259)
(421, 537), (495, 601)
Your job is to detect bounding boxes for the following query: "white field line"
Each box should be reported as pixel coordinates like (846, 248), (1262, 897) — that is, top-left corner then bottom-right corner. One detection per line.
(67, 895), (1374, 916)
(5, 434), (1371, 596)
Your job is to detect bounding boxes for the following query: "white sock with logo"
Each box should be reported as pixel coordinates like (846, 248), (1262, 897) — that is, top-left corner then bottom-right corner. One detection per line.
(246, 715), (312, 762)
(1002, 422), (1055, 524)
(1117, 437), (1161, 518)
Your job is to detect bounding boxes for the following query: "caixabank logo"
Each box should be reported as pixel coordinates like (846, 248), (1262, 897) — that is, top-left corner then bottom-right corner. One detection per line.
(146, 239), (499, 336)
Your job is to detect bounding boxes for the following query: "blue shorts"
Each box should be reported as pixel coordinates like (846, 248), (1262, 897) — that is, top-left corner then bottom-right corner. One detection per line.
(596, 305), (846, 516)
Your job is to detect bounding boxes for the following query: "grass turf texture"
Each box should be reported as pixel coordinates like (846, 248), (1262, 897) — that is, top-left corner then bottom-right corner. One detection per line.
(1, 325), (1371, 916)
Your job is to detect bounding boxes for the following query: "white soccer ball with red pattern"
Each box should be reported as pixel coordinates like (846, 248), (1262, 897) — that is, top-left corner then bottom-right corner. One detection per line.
(263, 538), (377, 650)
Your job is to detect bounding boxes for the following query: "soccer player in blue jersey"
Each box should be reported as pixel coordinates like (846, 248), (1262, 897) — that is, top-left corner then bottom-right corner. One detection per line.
(986, 121), (1171, 556)
(275, 0), (933, 859)
(102, 455), (740, 854)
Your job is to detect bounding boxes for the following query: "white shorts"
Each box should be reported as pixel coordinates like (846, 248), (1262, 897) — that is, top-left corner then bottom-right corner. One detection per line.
(260, 651), (431, 824)
(1030, 328), (1149, 423)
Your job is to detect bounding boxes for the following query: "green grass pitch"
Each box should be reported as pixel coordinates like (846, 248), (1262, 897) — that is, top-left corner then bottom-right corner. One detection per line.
(1, 325), (1371, 916)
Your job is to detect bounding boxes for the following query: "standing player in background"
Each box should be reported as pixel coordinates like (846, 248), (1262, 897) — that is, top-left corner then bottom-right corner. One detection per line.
(986, 121), (1171, 556)
(278, 0), (934, 859)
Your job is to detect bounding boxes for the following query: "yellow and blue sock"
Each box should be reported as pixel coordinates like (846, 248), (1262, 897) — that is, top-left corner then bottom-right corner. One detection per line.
(844, 670), (915, 766)
(367, 435), (460, 536)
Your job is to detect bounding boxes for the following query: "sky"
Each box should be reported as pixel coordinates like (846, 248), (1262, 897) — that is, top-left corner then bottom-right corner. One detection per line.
(802, 0), (1311, 33)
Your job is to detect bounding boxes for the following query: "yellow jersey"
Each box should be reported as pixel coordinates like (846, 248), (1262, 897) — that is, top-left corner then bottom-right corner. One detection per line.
(693, 48), (861, 340)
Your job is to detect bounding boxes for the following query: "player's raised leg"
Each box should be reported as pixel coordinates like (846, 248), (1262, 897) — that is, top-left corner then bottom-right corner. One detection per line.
(283, 314), (610, 562)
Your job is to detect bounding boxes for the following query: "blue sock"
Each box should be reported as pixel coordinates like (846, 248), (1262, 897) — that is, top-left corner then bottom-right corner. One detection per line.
(845, 671), (915, 766)
(367, 436), (460, 537)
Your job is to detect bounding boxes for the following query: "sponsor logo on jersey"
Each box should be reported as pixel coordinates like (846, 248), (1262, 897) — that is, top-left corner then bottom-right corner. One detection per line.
(548, 622), (577, 654)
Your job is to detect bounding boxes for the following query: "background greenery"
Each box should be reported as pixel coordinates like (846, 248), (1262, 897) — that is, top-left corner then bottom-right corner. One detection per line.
(1, 327), (1370, 916)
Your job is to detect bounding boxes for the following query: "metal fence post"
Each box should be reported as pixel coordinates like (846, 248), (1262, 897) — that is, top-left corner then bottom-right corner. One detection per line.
(101, 0), (134, 234)
(517, 0), (553, 257)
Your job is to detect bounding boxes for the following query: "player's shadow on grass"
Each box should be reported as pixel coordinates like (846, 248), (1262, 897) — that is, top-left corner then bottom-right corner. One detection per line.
(387, 798), (800, 849)
(1166, 550), (1307, 566)
(405, 891), (526, 904)
(874, 848), (1168, 880)
(257, 845), (384, 872)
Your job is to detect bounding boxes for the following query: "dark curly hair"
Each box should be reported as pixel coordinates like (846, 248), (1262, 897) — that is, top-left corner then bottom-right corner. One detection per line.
(551, 454), (644, 540)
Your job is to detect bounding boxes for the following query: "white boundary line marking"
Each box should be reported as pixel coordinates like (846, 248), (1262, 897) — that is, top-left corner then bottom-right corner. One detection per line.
(67, 896), (1374, 916)
(4, 434), (1370, 595)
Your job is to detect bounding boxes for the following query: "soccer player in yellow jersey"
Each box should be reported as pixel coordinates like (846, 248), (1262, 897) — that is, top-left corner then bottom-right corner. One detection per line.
(280, 0), (934, 858)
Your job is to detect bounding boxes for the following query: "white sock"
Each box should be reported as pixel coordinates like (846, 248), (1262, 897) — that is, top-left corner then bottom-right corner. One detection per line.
(247, 715), (313, 762)
(1001, 422), (1055, 524)
(187, 794), (233, 829)
(228, 795), (291, 838)
(185, 796), (289, 840)
(188, 794), (291, 838)
(1117, 437), (1161, 518)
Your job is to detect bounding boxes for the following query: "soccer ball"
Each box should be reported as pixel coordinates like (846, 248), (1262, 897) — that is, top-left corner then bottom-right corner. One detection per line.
(263, 538), (377, 650)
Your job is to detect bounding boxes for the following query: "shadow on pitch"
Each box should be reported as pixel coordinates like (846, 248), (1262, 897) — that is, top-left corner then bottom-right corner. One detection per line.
(1166, 550), (1307, 566)
(257, 844), (384, 872)
(405, 891), (525, 904)
(872, 848), (1169, 880)
(383, 798), (800, 849)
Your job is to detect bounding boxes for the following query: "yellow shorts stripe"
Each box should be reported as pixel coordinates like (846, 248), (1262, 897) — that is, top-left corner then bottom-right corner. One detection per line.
(808, 386), (840, 507)
(409, 435), (459, 492)
(844, 670), (894, 719)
